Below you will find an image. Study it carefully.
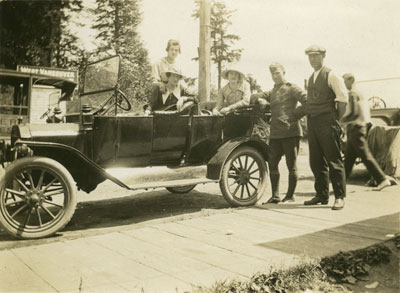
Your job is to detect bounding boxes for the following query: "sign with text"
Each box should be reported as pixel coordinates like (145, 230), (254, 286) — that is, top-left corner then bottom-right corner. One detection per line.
(17, 65), (78, 83)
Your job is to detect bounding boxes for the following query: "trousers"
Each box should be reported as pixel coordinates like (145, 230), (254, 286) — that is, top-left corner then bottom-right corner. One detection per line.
(344, 123), (386, 183)
(307, 113), (346, 199)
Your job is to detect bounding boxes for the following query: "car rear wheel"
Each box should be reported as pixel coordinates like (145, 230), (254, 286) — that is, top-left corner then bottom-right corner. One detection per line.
(0, 157), (77, 239)
(220, 146), (268, 206)
(166, 185), (196, 194)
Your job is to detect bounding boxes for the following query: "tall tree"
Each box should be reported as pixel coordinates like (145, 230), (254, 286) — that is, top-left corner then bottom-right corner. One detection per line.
(0, 1), (83, 69)
(92, 0), (152, 106)
(193, 0), (243, 89)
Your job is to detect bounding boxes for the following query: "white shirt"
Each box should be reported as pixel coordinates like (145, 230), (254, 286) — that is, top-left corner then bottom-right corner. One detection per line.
(162, 86), (181, 104)
(313, 68), (348, 104)
(341, 85), (371, 126)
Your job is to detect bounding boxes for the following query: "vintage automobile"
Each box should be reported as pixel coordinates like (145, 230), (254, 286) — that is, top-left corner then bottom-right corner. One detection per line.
(0, 55), (271, 239)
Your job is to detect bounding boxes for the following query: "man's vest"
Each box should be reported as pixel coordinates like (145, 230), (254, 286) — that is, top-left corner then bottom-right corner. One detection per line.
(307, 67), (337, 117)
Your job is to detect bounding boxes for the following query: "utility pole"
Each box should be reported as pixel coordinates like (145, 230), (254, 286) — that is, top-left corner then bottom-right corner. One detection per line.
(198, 0), (211, 102)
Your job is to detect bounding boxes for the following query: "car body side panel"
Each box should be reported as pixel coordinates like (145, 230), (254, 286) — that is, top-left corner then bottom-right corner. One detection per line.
(186, 115), (224, 164)
(370, 108), (400, 126)
(151, 115), (189, 164)
(92, 117), (118, 167)
(116, 116), (152, 167)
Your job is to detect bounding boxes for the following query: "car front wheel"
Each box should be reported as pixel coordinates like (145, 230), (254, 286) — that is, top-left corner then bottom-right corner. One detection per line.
(0, 157), (77, 239)
(220, 146), (268, 206)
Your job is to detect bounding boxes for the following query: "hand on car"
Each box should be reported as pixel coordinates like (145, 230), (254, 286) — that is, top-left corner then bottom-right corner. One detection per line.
(257, 98), (268, 108)
(212, 108), (220, 115)
(219, 107), (232, 115)
(176, 96), (188, 112)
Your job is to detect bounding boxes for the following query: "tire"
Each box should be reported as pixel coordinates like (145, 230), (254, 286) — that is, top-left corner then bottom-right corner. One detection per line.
(220, 146), (268, 206)
(0, 157), (77, 239)
(166, 185), (196, 194)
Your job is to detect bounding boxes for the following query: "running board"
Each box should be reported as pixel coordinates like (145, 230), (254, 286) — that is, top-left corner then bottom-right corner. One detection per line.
(129, 178), (219, 191)
(105, 165), (219, 191)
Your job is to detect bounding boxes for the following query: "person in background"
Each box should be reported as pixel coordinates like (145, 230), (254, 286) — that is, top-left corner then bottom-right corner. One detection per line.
(213, 67), (250, 115)
(303, 45), (348, 210)
(147, 68), (196, 112)
(252, 63), (307, 203)
(341, 73), (391, 191)
(152, 39), (184, 94)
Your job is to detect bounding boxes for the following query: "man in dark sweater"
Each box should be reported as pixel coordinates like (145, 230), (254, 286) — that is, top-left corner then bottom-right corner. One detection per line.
(253, 63), (307, 203)
(303, 45), (348, 210)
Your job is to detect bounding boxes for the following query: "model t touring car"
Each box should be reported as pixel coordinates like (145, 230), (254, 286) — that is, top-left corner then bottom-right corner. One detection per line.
(0, 56), (271, 239)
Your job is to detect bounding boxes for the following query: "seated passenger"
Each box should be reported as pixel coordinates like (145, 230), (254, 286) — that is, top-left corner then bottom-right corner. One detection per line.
(147, 68), (196, 112)
(213, 67), (250, 115)
(152, 39), (186, 94)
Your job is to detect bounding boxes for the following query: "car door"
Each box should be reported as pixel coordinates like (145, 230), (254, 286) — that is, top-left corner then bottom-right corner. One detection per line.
(151, 114), (189, 165)
(116, 116), (153, 167)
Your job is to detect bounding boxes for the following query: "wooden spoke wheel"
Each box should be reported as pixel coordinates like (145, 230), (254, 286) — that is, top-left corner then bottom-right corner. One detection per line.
(0, 157), (77, 239)
(220, 146), (268, 206)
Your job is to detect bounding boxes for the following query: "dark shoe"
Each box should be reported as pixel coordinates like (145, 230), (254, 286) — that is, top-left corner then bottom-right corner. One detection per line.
(304, 196), (328, 206)
(282, 195), (295, 202)
(332, 198), (345, 210)
(264, 196), (281, 204)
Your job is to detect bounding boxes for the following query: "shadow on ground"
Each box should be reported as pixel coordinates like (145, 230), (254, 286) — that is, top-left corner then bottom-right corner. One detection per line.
(0, 189), (229, 249)
(258, 213), (400, 258)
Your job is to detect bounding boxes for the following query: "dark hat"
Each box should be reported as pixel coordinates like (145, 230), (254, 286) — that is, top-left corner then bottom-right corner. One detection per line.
(53, 107), (62, 114)
(305, 45), (326, 55)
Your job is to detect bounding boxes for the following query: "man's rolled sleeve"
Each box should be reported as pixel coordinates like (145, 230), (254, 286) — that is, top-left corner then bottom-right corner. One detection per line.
(328, 71), (348, 104)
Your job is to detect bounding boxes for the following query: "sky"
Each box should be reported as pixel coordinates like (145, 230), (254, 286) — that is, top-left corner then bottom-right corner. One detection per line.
(74, 0), (400, 106)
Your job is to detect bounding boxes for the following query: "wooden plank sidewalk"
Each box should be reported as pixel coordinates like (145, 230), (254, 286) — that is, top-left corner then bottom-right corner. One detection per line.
(1, 184), (399, 292)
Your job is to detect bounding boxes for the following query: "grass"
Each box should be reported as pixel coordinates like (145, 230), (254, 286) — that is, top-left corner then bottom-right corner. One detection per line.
(190, 236), (399, 293)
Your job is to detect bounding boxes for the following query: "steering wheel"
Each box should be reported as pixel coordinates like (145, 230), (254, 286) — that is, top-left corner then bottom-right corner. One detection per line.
(93, 89), (132, 115)
(368, 96), (386, 109)
(116, 89), (132, 111)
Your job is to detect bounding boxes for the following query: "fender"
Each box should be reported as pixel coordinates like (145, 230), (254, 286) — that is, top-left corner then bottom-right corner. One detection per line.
(206, 137), (269, 180)
(13, 140), (129, 193)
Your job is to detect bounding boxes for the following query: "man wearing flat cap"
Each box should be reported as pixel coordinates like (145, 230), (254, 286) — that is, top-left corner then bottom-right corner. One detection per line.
(303, 45), (348, 210)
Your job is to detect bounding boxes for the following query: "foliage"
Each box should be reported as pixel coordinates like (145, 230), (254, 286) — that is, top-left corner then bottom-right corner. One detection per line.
(193, 0), (243, 89)
(192, 242), (394, 292)
(320, 244), (392, 284)
(0, 0), (83, 69)
(91, 0), (152, 107)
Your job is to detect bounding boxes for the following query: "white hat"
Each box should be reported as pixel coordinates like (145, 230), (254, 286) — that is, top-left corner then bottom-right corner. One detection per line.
(165, 67), (185, 79)
(221, 67), (245, 80)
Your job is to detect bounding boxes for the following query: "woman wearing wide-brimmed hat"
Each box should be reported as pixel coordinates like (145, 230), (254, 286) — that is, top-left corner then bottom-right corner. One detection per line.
(213, 67), (251, 115)
(147, 67), (196, 112)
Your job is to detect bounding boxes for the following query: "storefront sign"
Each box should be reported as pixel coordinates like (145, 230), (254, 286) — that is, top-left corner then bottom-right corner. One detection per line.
(16, 65), (78, 83)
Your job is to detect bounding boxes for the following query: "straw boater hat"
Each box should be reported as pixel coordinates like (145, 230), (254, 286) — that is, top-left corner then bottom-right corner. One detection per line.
(165, 67), (185, 79)
(221, 67), (245, 80)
